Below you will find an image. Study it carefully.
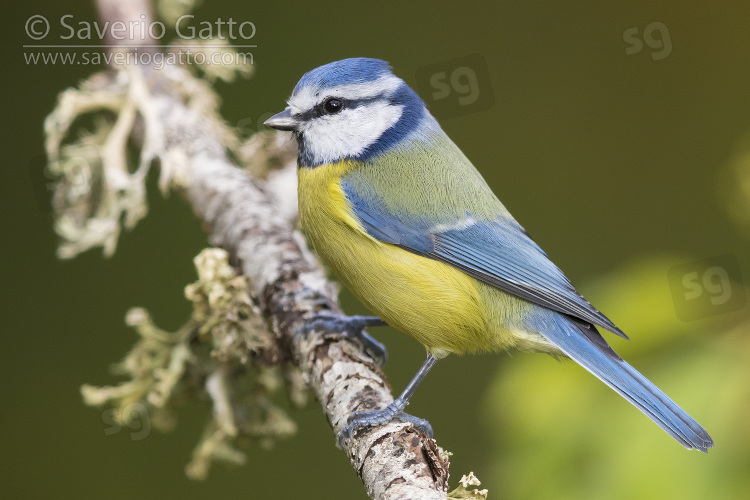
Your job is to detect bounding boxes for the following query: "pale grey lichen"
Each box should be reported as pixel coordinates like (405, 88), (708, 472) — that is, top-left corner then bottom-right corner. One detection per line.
(44, 74), (148, 258)
(168, 38), (254, 83)
(48, 38), (303, 480)
(447, 472), (489, 500)
(155, 0), (254, 83)
(47, 3), (469, 490)
(44, 28), (250, 260)
(82, 248), (305, 480)
(185, 248), (274, 363)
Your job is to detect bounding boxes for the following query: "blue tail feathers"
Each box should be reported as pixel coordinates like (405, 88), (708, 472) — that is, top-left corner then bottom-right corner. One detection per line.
(526, 308), (714, 452)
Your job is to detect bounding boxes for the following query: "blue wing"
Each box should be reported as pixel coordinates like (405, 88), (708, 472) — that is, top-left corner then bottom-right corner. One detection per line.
(341, 179), (626, 340)
(342, 180), (714, 451)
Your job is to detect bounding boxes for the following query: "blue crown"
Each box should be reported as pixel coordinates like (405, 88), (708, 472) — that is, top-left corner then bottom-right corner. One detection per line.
(293, 58), (393, 95)
(290, 58), (438, 166)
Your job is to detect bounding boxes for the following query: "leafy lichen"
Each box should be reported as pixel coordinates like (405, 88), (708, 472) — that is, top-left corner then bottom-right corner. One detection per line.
(81, 248), (306, 479)
(447, 472), (489, 500)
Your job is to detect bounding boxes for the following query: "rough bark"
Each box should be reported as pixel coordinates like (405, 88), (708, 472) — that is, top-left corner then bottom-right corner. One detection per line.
(87, 1), (451, 498)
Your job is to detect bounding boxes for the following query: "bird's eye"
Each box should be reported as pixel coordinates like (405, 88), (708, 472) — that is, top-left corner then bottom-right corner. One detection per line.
(323, 98), (343, 114)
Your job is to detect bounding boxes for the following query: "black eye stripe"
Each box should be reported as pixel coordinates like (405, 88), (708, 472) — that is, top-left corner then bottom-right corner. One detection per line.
(294, 95), (386, 122)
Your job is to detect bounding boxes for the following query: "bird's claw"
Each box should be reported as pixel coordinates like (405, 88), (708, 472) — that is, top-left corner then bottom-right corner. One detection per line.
(301, 313), (388, 366)
(337, 403), (433, 447)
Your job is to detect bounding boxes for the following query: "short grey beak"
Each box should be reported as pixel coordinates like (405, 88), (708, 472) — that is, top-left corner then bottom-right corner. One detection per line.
(264, 109), (300, 131)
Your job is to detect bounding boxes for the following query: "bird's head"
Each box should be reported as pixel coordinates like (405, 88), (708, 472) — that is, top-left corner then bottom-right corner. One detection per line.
(265, 58), (437, 168)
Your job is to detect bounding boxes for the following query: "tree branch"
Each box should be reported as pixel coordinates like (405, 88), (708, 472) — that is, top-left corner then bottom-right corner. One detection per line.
(52, 0), (460, 498)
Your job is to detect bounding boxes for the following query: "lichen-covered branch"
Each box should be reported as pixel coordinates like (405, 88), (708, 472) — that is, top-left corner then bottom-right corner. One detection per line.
(134, 59), (451, 498)
(44, 0), (494, 498)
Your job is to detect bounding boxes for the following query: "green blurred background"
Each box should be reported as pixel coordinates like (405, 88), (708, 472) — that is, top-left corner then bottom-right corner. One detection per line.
(3, 0), (749, 498)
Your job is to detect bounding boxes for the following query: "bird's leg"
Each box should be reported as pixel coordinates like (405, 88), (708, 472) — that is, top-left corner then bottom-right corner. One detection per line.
(301, 313), (388, 365)
(338, 354), (438, 445)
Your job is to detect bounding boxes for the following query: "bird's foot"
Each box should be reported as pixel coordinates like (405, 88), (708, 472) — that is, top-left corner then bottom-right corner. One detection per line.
(338, 401), (433, 446)
(301, 314), (388, 366)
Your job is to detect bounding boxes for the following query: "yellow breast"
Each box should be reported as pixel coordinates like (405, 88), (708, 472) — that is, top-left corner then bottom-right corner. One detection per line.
(297, 161), (527, 356)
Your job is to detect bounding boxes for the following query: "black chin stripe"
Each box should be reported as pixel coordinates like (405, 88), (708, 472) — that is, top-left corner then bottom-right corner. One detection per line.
(294, 131), (316, 168)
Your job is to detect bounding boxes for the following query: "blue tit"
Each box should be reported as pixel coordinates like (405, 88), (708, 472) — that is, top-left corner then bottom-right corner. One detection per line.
(265, 58), (713, 451)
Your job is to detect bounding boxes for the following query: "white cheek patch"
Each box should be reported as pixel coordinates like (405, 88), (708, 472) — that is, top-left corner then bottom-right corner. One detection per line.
(300, 101), (403, 164)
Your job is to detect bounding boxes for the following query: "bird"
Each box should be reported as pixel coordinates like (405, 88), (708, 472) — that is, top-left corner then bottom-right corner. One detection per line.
(264, 57), (713, 452)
